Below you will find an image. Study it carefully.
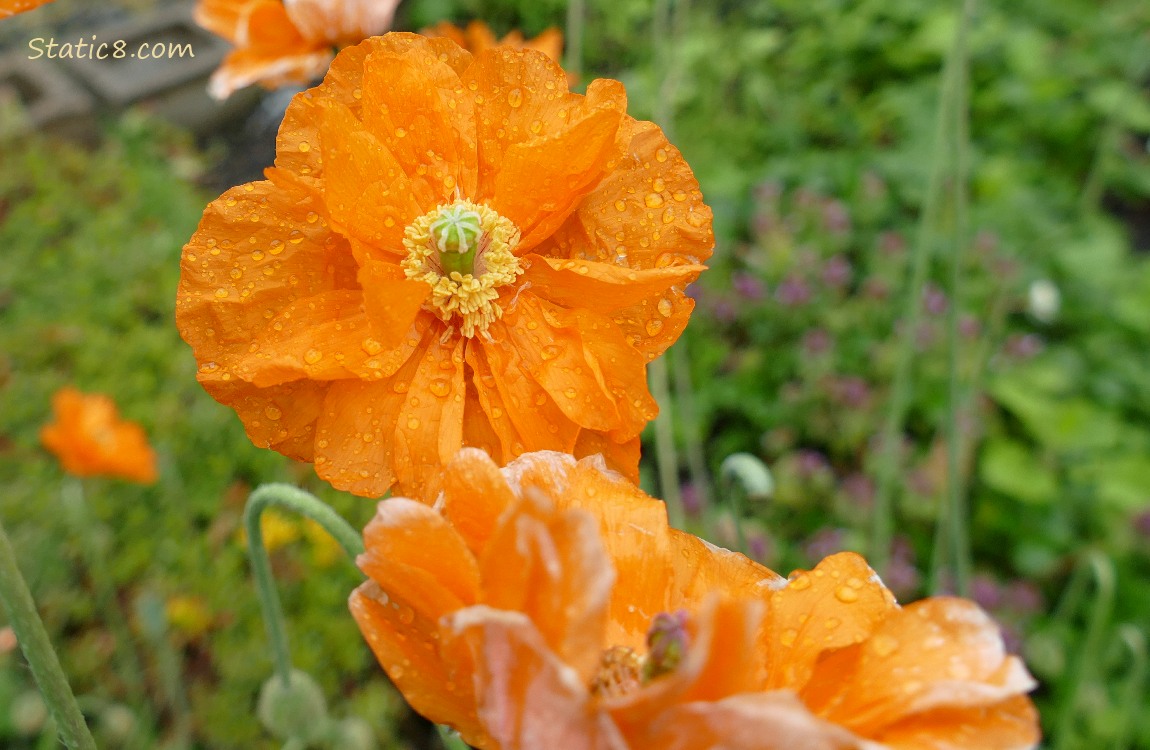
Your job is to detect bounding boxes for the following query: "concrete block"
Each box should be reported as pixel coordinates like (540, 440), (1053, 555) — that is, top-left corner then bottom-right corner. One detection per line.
(0, 51), (96, 141)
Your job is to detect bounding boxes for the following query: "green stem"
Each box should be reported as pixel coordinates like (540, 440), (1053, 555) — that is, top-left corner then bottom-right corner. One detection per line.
(62, 481), (152, 718)
(244, 484), (364, 686)
(0, 519), (97, 750)
(437, 725), (472, 750)
(136, 592), (192, 749)
(1111, 625), (1147, 750)
(870, 0), (968, 574)
(564, 0), (585, 82)
(931, 0), (977, 598)
(1053, 551), (1115, 750)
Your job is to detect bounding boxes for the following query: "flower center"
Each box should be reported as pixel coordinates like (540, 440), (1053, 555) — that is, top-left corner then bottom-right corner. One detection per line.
(401, 199), (522, 338)
(588, 611), (691, 699)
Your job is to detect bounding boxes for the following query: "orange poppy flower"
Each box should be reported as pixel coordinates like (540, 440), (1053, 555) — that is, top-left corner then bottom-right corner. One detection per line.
(0, 0), (54, 19)
(350, 449), (1040, 750)
(40, 387), (158, 484)
(194, 0), (401, 99)
(423, 20), (564, 65)
(177, 33), (712, 499)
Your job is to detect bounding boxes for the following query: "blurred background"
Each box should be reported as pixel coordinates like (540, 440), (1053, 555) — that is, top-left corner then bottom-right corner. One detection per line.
(1, 0), (1148, 747)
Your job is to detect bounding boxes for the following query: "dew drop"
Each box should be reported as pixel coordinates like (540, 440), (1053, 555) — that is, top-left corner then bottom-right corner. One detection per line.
(645, 319), (664, 336)
(871, 635), (899, 657)
(834, 586), (860, 603)
(214, 288), (229, 298)
(264, 406), (282, 420)
(655, 148), (668, 163)
(657, 298), (673, 317)
(304, 349), (323, 364)
(288, 230), (305, 244)
(645, 193), (664, 208)
(395, 127), (407, 138)
(429, 379), (451, 397)
(306, 211), (319, 224)
(780, 628), (798, 647)
(507, 88), (523, 107)
(298, 141), (311, 153)
(361, 338), (383, 355)
(564, 387), (577, 399)
(789, 574), (811, 591)
(541, 345), (560, 361)
(614, 199), (627, 212)
(407, 417), (421, 430)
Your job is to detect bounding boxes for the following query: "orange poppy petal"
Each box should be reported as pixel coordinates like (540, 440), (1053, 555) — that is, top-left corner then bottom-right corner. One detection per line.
(873, 695), (1040, 750)
(311, 336), (428, 497)
(523, 28), (564, 65)
(478, 491), (613, 679)
(193, 0), (249, 39)
(40, 389), (158, 483)
(356, 257), (430, 348)
(446, 606), (628, 749)
(350, 582), (485, 742)
(391, 334), (467, 498)
(360, 498), (480, 606)
(521, 256), (705, 313)
(489, 83), (626, 251)
(477, 334), (581, 456)
(572, 430), (640, 484)
(464, 48), (626, 208)
(439, 447), (518, 558)
(613, 285), (696, 362)
(761, 552), (898, 692)
(199, 377), (328, 461)
(315, 96), (423, 251)
(283, 0), (399, 44)
(546, 117), (713, 270)
(628, 692), (861, 750)
(177, 177), (359, 377)
(360, 38), (478, 208)
(820, 597), (1037, 738)
(464, 343), (525, 461)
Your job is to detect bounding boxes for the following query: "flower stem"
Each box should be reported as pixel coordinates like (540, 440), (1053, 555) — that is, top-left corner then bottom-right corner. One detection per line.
(244, 483), (364, 685)
(0, 518), (97, 750)
(870, 0), (970, 574)
(1111, 625), (1147, 750)
(1053, 551), (1115, 750)
(564, 0), (585, 82)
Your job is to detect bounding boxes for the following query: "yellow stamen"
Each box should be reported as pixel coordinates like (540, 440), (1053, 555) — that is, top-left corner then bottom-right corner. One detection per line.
(401, 199), (522, 338)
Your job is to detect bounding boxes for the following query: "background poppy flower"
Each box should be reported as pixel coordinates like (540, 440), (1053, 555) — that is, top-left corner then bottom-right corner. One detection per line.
(423, 19), (564, 65)
(351, 449), (1039, 749)
(0, 0), (54, 19)
(40, 387), (158, 484)
(194, 0), (401, 99)
(177, 33), (713, 499)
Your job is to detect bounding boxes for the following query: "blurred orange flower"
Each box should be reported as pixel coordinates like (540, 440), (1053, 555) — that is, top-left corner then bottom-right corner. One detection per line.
(177, 33), (712, 499)
(40, 388), (158, 484)
(0, 0), (54, 19)
(194, 0), (401, 99)
(423, 19), (563, 65)
(351, 449), (1040, 750)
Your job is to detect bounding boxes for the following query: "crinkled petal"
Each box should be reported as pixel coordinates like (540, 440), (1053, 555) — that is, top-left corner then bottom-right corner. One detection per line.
(360, 40), (478, 208)
(631, 692), (862, 750)
(438, 447), (518, 558)
(284, 0), (399, 44)
(199, 377), (327, 461)
(446, 607), (629, 750)
(521, 255), (705, 312)
(872, 695), (1040, 750)
(572, 430), (640, 483)
(818, 598), (1037, 738)
(762, 552), (898, 692)
(478, 491), (614, 678)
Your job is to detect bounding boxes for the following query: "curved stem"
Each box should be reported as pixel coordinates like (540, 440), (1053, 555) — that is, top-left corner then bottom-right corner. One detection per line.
(564, 0), (585, 82)
(0, 519), (97, 750)
(244, 483), (364, 685)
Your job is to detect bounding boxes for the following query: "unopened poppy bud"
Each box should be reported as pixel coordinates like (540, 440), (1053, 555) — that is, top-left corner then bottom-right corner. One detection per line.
(256, 669), (330, 743)
(431, 205), (483, 276)
(720, 452), (774, 501)
(643, 610), (690, 681)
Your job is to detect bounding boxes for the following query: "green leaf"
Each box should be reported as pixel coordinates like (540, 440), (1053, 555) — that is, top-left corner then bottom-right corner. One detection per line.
(979, 438), (1059, 505)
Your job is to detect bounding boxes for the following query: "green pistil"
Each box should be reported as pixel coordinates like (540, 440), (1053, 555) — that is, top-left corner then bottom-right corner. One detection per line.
(431, 206), (482, 276)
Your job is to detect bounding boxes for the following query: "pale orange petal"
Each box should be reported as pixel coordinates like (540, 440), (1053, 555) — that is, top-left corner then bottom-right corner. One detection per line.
(873, 696), (1040, 750)
(478, 491), (613, 678)
(438, 447), (518, 558)
(446, 607), (629, 750)
(193, 0), (250, 39)
(761, 552), (897, 692)
(629, 692), (862, 750)
(819, 598), (1037, 738)
(0, 0), (53, 17)
(572, 430), (640, 484)
(283, 0), (399, 44)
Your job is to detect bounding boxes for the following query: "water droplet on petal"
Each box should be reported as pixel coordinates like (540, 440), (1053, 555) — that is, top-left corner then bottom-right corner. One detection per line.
(541, 345), (560, 361)
(645, 193), (664, 208)
(834, 586), (860, 603)
(304, 349), (323, 364)
(657, 298), (673, 317)
(361, 338), (383, 355)
(645, 319), (664, 336)
(429, 379), (451, 397)
(507, 88), (523, 107)
(264, 406), (282, 420)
